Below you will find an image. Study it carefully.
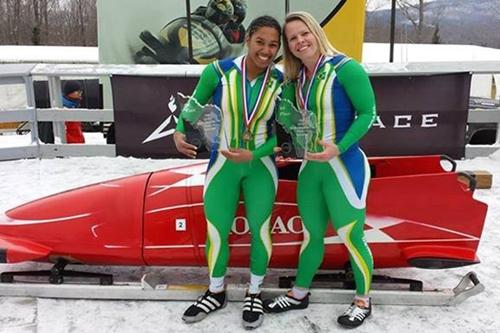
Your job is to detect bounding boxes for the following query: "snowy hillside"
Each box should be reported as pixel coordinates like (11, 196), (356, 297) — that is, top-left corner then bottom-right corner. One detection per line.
(366, 0), (500, 48)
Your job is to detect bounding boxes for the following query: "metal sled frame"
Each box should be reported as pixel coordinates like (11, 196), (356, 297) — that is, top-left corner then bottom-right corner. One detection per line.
(0, 271), (484, 306)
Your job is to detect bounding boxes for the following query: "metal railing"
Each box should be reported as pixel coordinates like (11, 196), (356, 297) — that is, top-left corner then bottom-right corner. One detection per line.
(0, 62), (499, 160)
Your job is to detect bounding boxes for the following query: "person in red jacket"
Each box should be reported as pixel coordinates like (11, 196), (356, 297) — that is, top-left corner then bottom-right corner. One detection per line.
(62, 80), (85, 144)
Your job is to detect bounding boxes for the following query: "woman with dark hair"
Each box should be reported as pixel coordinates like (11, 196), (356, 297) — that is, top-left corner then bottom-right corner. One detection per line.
(263, 11), (377, 329)
(174, 15), (282, 329)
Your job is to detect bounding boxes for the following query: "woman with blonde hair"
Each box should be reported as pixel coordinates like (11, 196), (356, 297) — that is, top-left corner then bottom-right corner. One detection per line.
(263, 11), (377, 328)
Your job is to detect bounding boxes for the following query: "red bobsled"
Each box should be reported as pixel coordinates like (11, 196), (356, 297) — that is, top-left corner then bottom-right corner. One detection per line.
(0, 155), (488, 271)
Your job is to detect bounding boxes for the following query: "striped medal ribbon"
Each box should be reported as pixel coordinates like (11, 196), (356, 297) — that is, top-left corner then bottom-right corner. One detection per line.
(296, 54), (325, 110)
(241, 56), (271, 142)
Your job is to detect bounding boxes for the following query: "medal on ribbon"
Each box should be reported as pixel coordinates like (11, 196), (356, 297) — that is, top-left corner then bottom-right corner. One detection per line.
(241, 56), (271, 142)
(296, 54), (325, 111)
(242, 128), (253, 142)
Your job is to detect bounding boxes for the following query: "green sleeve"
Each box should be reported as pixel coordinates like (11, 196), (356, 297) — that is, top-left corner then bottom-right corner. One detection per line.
(335, 59), (377, 153)
(252, 135), (277, 159)
(251, 78), (288, 159)
(175, 63), (221, 133)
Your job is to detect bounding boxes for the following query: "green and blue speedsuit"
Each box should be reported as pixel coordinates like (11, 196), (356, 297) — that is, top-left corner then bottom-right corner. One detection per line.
(282, 55), (376, 295)
(176, 55), (283, 279)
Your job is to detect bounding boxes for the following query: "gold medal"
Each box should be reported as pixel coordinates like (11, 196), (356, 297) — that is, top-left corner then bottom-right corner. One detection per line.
(243, 129), (253, 142)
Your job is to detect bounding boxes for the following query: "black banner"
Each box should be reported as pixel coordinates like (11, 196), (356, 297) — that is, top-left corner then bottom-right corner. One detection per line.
(361, 73), (471, 159)
(111, 75), (199, 158)
(111, 73), (471, 159)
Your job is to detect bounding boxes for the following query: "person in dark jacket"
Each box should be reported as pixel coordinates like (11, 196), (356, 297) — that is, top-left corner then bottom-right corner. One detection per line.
(62, 80), (85, 144)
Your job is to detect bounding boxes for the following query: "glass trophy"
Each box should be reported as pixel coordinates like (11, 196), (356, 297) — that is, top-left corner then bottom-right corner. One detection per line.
(177, 93), (226, 151)
(276, 97), (317, 158)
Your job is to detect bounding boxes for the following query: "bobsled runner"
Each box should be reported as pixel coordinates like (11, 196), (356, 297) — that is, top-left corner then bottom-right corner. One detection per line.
(0, 155), (488, 304)
(0, 271), (483, 306)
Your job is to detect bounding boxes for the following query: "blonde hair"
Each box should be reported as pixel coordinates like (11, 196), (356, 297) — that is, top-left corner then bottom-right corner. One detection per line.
(282, 11), (340, 81)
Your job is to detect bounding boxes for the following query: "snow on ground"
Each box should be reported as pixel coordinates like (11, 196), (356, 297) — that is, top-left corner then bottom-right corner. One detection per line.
(0, 46), (98, 64)
(0, 150), (499, 332)
(0, 132), (106, 147)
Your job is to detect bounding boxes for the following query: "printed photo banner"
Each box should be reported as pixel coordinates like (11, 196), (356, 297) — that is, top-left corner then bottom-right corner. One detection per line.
(97, 0), (366, 65)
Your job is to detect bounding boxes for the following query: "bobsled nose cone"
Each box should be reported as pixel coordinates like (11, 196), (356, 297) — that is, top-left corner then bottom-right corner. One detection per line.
(0, 233), (52, 264)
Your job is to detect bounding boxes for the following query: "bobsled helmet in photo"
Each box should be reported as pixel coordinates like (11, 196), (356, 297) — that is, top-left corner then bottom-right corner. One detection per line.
(231, 0), (247, 24)
(206, 0), (234, 26)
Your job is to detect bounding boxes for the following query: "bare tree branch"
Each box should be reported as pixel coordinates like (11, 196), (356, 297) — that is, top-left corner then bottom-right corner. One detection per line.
(0, 0), (96, 46)
(396, 0), (428, 42)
